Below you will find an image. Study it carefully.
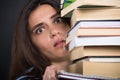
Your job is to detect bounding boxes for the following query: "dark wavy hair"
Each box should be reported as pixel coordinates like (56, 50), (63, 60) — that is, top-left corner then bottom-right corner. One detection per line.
(8, 0), (71, 80)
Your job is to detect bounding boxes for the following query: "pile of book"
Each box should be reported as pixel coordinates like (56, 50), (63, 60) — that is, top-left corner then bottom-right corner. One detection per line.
(60, 0), (120, 79)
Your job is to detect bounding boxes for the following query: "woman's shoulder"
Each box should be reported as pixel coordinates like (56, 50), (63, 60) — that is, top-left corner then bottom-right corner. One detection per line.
(16, 67), (41, 80)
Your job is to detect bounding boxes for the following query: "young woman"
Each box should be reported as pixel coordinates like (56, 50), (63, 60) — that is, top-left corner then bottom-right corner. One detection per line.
(9, 0), (71, 80)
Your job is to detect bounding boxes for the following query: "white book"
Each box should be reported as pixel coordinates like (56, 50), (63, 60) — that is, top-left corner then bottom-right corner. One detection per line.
(85, 57), (120, 62)
(75, 20), (120, 27)
(69, 36), (120, 51)
(69, 20), (120, 35)
(57, 70), (114, 80)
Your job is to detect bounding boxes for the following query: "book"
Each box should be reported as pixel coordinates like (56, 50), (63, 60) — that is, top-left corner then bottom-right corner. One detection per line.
(73, 56), (120, 63)
(69, 46), (120, 61)
(82, 60), (120, 78)
(68, 28), (120, 39)
(61, 0), (76, 9)
(84, 56), (120, 62)
(67, 20), (120, 42)
(71, 8), (120, 27)
(57, 70), (114, 80)
(69, 20), (120, 33)
(69, 61), (120, 78)
(67, 28), (120, 43)
(67, 36), (120, 51)
(69, 56), (120, 78)
(61, 0), (120, 17)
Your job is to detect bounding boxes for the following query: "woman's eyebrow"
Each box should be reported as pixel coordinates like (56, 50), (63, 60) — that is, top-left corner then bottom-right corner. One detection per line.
(30, 23), (43, 33)
(50, 13), (60, 19)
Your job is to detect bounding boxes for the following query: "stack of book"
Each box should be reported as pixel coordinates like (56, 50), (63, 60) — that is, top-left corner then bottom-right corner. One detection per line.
(60, 0), (120, 79)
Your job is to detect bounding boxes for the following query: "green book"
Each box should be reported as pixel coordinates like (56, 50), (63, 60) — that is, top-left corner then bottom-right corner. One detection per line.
(63, 0), (76, 8)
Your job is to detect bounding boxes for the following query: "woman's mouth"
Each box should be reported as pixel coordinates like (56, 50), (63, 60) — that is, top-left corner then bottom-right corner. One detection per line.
(54, 40), (66, 48)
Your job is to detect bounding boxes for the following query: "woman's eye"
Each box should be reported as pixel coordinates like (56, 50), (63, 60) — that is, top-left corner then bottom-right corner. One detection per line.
(35, 27), (44, 34)
(55, 17), (63, 24)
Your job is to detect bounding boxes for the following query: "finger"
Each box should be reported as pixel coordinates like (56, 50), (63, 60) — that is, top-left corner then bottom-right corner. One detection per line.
(48, 65), (57, 80)
(43, 65), (58, 80)
(43, 66), (50, 80)
(49, 68), (57, 80)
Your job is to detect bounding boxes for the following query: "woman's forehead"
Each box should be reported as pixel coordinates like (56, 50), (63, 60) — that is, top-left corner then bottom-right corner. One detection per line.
(28, 4), (57, 28)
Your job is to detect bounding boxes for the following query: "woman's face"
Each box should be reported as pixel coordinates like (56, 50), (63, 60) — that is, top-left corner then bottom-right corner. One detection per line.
(28, 4), (70, 62)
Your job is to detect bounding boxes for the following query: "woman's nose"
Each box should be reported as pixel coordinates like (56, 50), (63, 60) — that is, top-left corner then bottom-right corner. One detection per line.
(50, 29), (61, 38)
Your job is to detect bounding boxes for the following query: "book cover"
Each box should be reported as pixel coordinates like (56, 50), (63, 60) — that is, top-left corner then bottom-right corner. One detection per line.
(73, 56), (120, 63)
(69, 62), (120, 78)
(67, 20), (120, 42)
(71, 8), (120, 26)
(82, 60), (120, 78)
(61, 0), (120, 17)
(57, 70), (117, 80)
(67, 28), (120, 43)
(69, 56), (120, 78)
(84, 56), (120, 62)
(67, 36), (120, 51)
(69, 46), (120, 61)
(61, 0), (76, 9)
(70, 20), (120, 31)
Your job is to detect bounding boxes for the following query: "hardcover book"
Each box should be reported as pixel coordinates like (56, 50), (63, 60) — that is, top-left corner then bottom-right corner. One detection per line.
(71, 8), (120, 26)
(67, 36), (120, 51)
(61, 0), (120, 17)
(69, 46), (120, 61)
(57, 70), (117, 80)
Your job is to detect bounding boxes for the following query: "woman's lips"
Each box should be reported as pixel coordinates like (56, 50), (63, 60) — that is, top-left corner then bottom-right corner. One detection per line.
(54, 40), (65, 48)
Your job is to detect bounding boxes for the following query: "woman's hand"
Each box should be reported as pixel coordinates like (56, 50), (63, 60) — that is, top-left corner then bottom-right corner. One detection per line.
(43, 65), (58, 80)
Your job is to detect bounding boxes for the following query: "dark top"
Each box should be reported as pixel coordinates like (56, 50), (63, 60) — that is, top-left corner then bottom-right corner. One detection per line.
(16, 67), (41, 80)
